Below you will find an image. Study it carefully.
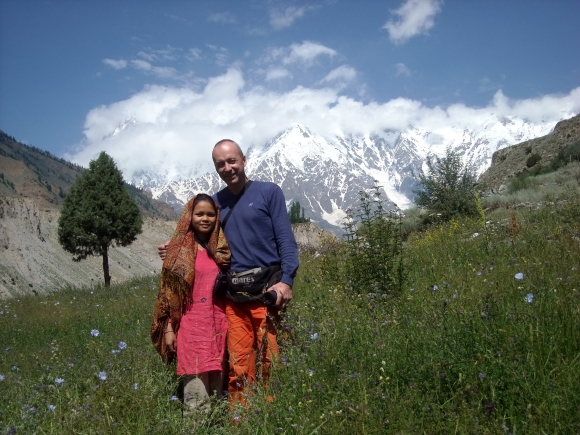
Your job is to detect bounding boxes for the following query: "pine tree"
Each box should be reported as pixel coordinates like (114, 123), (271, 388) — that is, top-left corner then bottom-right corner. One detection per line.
(58, 152), (143, 287)
(289, 201), (310, 224)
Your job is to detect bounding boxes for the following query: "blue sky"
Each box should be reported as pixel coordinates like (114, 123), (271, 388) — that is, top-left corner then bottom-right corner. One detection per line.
(1, 0), (579, 179)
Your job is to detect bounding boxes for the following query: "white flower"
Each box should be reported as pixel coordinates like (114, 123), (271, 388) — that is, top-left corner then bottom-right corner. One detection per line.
(0, 374), (4, 381)
(55, 378), (64, 384)
(515, 273), (524, 280)
(118, 341), (127, 350)
(48, 405), (56, 411)
(310, 333), (319, 340)
(91, 329), (100, 337)
(133, 383), (139, 390)
(98, 371), (107, 381)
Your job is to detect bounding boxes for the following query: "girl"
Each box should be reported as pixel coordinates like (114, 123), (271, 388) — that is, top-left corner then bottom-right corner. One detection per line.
(151, 194), (230, 412)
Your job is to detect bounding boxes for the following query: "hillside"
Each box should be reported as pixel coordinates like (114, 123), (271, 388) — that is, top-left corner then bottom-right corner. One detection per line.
(0, 131), (177, 220)
(477, 114), (580, 191)
(0, 196), (175, 298)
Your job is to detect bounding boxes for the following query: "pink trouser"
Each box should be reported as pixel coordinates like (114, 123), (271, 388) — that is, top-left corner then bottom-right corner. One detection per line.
(225, 299), (280, 407)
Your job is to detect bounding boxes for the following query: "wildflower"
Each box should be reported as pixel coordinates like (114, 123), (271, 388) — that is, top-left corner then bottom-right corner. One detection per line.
(55, 378), (64, 384)
(91, 329), (100, 337)
(48, 405), (56, 411)
(310, 333), (319, 340)
(525, 293), (534, 303)
(118, 341), (127, 350)
(170, 396), (179, 401)
(134, 383), (139, 390)
(515, 273), (524, 280)
(308, 369), (314, 377)
(0, 374), (4, 381)
(478, 372), (486, 379)
(288, 406), (295, 413)
(11, 366), (18, 371)
(98, 371), (107, 381)
(432, 285), (439, 291)
(54, 302), (60, 306)
(111, 350), (120, 354)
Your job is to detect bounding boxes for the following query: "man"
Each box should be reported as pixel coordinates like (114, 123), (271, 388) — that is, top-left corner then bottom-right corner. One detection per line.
(159, 139), (299, 408)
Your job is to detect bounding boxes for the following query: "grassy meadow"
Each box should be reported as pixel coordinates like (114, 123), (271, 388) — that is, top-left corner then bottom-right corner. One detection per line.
(1, 195), (580, 433)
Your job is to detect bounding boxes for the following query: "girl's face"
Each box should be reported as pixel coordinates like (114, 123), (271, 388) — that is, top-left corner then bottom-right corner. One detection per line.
(191, 200), (217, 239)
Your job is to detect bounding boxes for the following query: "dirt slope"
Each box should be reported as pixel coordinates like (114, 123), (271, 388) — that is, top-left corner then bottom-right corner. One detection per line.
(0, 197), (175, 298)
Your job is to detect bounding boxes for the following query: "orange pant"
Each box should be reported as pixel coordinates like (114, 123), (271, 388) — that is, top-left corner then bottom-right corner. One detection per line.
(225, 299), (280, 407)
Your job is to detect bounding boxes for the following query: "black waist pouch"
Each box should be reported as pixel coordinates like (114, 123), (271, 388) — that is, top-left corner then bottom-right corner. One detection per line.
(226, 265), (282, 303)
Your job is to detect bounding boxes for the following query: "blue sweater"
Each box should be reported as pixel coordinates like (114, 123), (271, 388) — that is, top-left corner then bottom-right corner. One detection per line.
(213, 181), (299, 286)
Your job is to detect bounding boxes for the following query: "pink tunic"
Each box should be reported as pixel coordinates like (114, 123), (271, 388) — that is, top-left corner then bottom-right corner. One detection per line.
(177, 249), (227, 375)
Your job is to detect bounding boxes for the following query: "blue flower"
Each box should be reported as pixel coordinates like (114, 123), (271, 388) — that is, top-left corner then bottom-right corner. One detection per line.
(48, 405), (56, 411)
(55, 378), (64, 384)
(478, 372), (486, 379)
(133, 383), (139, 390)
(170, 395), (179, 401)
(98, 371), (107, 381)
(91, 329), (100, 337)
(311, 333), (319, 340)
(118, 341), (127, 350)
(525, 293), (534, 303)
(0, 374), (4, 381)
(111, 350), (120, 354)
(515, 273), (524, 280)
(432, 285), (439, 291)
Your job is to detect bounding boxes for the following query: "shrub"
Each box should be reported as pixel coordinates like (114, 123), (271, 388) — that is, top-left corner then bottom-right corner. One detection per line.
(414, 147), (478, 224)
(526, 153), (542, 168)
(342, 184), (404, 297)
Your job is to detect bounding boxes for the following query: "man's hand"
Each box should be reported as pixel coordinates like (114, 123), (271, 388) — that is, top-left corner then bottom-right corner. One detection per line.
(158, 241), (170, 260)
(268, 282), (293, 309)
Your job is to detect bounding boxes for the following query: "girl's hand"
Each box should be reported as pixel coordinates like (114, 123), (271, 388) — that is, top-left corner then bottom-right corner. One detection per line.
(165, 330), (177, 353)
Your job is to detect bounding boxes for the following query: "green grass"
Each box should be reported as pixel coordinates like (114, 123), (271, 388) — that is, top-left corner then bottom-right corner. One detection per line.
(1, 200), (580, 434)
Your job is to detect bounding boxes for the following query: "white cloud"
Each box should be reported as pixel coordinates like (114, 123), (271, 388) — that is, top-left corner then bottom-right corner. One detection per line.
(68, 68), (580, 185)
(395, 63), (411, 76)
(278, 41), (337, 66)
(103, 59), (128, 70)
(265, 67), (292, 81)
(321, 65), (357, 83)
(130, 60), (178, 79)
(269, 6), (312, 30)
(208, 11), (236, 24)
(187, 48), (202, 60)
(383, 0), (442, 44)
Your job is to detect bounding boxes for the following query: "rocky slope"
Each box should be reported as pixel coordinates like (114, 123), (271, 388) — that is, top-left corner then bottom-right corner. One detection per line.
(0, 197), (175, 298)
(477, 114), (580, 191)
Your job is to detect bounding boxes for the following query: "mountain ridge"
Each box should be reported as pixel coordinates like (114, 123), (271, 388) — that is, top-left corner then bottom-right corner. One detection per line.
(140, 114), (567, 232)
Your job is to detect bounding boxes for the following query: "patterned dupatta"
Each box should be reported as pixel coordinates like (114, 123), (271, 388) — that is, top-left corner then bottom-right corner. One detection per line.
(151, 195), (230, 364)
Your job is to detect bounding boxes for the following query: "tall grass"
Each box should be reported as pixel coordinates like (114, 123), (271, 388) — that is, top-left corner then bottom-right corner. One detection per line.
(1, 197), (579, 433)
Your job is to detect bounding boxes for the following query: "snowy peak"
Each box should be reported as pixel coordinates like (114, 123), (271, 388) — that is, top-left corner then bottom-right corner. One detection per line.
(141, 116), (567, 232)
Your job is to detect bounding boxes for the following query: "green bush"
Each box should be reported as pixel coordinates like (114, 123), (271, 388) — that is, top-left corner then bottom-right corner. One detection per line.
(414, 147), (477, 225)
(526, 153), (542, 168)
(342, 184), (404, 297)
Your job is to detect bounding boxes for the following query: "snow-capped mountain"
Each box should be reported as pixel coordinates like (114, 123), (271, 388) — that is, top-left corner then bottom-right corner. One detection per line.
(138, 117), (558, 232)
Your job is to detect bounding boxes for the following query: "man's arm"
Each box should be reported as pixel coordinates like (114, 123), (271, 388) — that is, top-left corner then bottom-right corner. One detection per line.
(266, 185), (299, 309)
(158, 241), (170, 260)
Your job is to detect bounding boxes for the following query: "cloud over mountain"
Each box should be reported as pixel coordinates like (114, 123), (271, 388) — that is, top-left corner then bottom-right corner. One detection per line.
(66, 68), (580, 186)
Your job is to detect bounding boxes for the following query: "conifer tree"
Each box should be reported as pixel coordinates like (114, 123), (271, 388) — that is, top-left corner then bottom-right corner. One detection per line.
(289, 201), (310, 224)
(58, 152), (143, 286)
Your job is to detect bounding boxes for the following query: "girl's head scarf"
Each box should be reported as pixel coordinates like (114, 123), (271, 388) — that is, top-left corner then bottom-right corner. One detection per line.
(151, 195), (230, 363)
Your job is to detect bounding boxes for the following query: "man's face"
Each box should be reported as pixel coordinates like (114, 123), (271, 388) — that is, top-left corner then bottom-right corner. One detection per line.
(212, 141), (247, 188)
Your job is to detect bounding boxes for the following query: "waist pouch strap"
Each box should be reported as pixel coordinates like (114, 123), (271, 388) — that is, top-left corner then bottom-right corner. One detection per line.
(226, 265), (282, 303)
